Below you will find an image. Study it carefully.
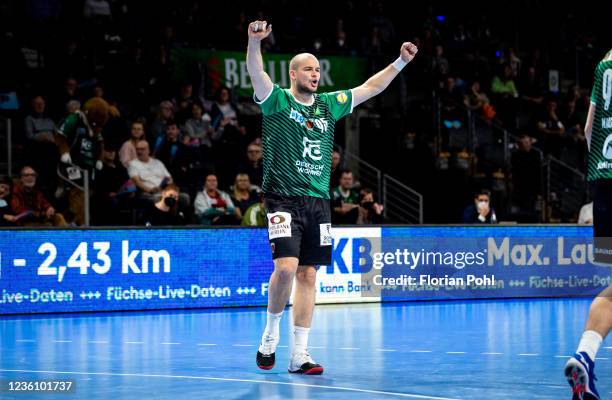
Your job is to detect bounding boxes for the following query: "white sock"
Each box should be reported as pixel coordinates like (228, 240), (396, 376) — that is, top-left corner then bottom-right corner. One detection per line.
(577, 330), (603, 361)
(293, 325), (310, 355)
(263, 311), (282, 338)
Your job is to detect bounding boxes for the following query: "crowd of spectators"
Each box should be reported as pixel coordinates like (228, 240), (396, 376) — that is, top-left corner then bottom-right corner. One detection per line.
(0, 1), (605, 224)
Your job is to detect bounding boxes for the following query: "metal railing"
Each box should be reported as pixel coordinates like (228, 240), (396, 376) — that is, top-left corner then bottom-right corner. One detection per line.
(382, 175), (423, 224)
(338, 147), (423, 224)
(545, 156), (588, 221)
(0, 117), (12, 177)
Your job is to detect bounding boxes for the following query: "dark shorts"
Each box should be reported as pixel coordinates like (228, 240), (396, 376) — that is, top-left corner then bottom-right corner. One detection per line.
(264, 192), (332, 266)
(593, 180), (612, 265)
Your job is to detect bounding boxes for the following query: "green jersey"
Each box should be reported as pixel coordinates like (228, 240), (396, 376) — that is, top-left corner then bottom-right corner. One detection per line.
(255, 85), (353, 199)
(587, 52), (612, 181)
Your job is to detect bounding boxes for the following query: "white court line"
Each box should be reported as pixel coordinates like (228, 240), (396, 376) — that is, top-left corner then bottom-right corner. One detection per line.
(518, 353), (539, 356)
(16, 339), (35, 342)
(481, 352), (502, 355)
(52, 340), (72, 343)
(232, 344), (254, 347)
(595, 357), (609, 360)
(554, 355), (571, 358)
(604, 346), (612, 349)
(543, 385), (567, 389)
(309, 346), (325, 349)
(409, 350), (432, 353)
(377, 349), (397, 352)
(161, 342), (181, 345)
(277, 345), (288, 348)
(197, 343), (217, 346)
(339, 347), (360, 350)
(89, 341), (108, 344)
(446, 352), (466, 354)
(0, 369), (460, 400)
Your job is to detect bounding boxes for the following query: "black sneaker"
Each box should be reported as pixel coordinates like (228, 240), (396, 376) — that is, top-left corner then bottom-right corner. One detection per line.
(256, 350), (275, 370)
(256, 334), (278, 370)
(288, 352), (324, 375)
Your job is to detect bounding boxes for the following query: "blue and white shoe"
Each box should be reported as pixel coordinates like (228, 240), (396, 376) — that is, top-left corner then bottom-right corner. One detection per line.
(564, 352), (600, 400)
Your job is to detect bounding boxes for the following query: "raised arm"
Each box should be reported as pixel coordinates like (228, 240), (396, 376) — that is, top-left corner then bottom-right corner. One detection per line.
(246, 20), (274, 101)
(352, 42), (418, 108)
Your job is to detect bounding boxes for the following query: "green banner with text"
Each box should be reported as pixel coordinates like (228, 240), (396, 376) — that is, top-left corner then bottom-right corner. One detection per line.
(171, 49), (367, 98)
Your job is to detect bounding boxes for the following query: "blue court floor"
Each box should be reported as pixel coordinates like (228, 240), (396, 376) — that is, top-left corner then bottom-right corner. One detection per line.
(0, 298), (610, 400)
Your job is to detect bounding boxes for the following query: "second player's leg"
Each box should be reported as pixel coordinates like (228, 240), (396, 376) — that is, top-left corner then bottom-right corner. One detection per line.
(585, 284), (612, 339)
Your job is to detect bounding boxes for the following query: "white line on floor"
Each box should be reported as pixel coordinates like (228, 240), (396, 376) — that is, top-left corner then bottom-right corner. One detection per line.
(0, 369), (461, 400)
(197, 343), (217, 346)
(409, 350), (432, 353)
(88, 341), (108, 344)
(52, 340), (72, 343)
(518, 353), (539, 356)
(446, 352), (466, 354)
(481, 352), (502, 355)
(377, 349), (397, 352)
(161, 342), (181, 345)
(339, 347), (360, 350)
(232, 344), (254, 347)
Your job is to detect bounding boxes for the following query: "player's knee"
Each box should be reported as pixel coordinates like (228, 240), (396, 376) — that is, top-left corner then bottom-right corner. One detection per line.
(274, 264), (296, 283)
(296, 267), (317, 287)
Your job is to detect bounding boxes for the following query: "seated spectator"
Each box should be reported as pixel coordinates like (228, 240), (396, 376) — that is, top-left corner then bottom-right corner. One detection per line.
(212, 86), (249, 185)
(242, 193), (266, 227)
(238, 142), (263, 187)
(332, 170), (360, 224)
(154, 121), (194, 190)
(536, 98), (566, 158)
(231, 173), (259, 218)
(194, 174), (239, 225)
(184, 101), (218, 148)
(356, 188), (384, 224)
(92, 146), (131, 225)
(24, 95), (58, 190)
(10, 166), (67, 226)
(142, 184), (186, 226)
(462, 189), (497, 224)
(150, 101), (174, 150)
(119, 121), (146, 168)
(491, 63), (519, 128)
(128, 140), (189, 208)
(330, 149), (342, 191)
(0, 175), (16, 226)
(578, 202), (593, 225)
(510, 134), (542, 221)
(464, 80), (495, 120)
(24, 95), (56, 144)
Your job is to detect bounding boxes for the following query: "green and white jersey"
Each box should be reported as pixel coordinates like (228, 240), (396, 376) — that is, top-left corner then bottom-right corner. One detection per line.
(255, 85), (353, 199)
(587, 51), (612, 181)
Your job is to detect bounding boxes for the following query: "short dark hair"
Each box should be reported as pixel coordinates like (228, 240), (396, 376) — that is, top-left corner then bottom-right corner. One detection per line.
(474, 189), (491, 198)
(340, 169), (353, 177)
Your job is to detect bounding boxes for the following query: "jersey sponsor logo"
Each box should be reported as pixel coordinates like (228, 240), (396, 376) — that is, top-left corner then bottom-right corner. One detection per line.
(303, 137), (323, 160)
(289, 108), (329, 132)
(603, 134), (612, 161)
(335, 92), (348, 105)
(602, 117), (612, 129)
(320, 223), (332, 246)
(267, 212), (292, 239)
(295, 160), (324, 176)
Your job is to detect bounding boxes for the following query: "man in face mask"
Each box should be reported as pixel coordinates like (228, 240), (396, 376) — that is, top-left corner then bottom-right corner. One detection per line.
(142, 184), (185, 226)
(462, 189), (497, 224)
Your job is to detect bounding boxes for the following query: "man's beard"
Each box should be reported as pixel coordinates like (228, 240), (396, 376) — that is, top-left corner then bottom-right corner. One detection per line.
(296, 81), (317, 94)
